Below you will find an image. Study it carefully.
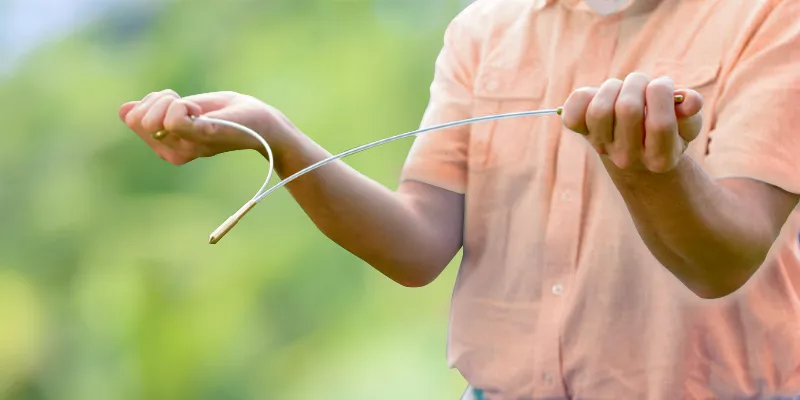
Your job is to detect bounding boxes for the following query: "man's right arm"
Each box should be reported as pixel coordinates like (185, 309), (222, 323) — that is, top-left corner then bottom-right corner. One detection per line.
(120, 8), (477, 287)
(275, 7), (475, 286)
(269, 132), (464, 288)
(266, 9), (477, 287)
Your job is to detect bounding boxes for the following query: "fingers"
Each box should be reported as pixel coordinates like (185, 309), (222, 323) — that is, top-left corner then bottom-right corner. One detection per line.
(585, 78), (623, 154)
(122, 89), (200, 145)
(119, 101), (138, 122)
(608, 72), (649, 169)
(564, 73), (704, 174)
(119, 89), (223, 166)
(562, 87), (599, 135)
(141, 95), (176, 133)
(122, 90), (184, 155)
(124, 89), (179, 133)
(643, 77), (679, 172)
(164, 99), (203, 138)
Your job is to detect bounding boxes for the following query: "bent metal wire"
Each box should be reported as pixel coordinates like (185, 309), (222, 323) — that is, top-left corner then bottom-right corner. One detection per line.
(155, 94), (682, 244)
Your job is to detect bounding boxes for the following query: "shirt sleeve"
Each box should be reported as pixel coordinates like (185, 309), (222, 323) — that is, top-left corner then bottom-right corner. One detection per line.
(398, 12), (477, 195)
(704, 0), (800, 195)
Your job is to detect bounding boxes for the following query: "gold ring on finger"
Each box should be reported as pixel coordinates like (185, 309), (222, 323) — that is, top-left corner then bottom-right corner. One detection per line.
(153, 130), (169, 140)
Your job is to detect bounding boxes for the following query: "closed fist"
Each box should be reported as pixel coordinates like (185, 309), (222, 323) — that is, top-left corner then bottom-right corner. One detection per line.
(561, 73), (704, 173)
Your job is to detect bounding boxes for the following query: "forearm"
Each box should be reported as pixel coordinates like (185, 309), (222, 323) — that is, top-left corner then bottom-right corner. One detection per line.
(607, 156), (784, 298)
(260, 127), (459, 287)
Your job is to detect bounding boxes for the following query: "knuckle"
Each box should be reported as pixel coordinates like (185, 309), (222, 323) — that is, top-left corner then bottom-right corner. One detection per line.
(611, 152), (633, 169)
(562, 112), (584, 132)
(143, 91), (160, 101)
(644, 155), (673, 173)
(563, 117), (581, 132)
(566, 87), (596, 106)
(648, 78), (673, 91)
(143, 118), (164, 134)
(141, 121), (157, 134)
(627, 71), (651, 82)
(615, 97), (643, 119)
(586, 101), (613, 122)
(125, 112), (139, 128)
(163, 104), (187, 132)
(575, 87), (596, 96)
(602, 78), (624, 90)
(163, 118), (181, 133)
(647, 117), (674, 134)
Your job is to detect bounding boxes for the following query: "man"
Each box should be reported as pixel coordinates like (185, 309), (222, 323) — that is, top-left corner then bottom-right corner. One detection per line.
(120, 0), (800, 398)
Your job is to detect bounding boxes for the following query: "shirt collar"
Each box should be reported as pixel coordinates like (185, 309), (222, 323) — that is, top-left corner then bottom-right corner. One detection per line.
(539, 0), (637, 14)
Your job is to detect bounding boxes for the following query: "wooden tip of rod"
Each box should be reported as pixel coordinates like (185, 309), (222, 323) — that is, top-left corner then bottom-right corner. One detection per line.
(208, 200), (258, 244)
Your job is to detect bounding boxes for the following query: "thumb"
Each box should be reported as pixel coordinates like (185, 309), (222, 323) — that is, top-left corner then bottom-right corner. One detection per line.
(675, 89), (704, 142)
(119, 101), (138, 122)
(675, 89), (703, 119)
(191, 107), (267, 153)
(192, 106), (249, 136)
(190, 108), (231, 137)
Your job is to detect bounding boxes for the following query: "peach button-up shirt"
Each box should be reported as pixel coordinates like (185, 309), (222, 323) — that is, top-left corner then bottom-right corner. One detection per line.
(400, 0), (800, 398)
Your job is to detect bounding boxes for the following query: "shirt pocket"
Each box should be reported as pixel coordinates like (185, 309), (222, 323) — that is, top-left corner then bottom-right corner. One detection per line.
(649, 59), (721, 158)
(470, 64), (547, 172)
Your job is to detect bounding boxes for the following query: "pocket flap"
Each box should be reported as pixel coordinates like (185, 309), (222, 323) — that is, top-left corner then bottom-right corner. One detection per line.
(651, 59), (721, 88)
(474, 64), (547, 100)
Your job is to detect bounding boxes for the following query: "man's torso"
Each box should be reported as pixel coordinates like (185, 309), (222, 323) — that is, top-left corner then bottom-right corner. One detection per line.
(447, 0), (800, 398)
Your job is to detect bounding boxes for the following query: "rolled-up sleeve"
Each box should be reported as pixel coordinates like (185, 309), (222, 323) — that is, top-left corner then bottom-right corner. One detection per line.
(399, 12), (477, 195)
(704, 0), (800, 195)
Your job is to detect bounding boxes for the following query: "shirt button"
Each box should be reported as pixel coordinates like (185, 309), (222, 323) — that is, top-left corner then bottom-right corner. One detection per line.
(552, 283), (564, 296)
(560, 190), (573, 202)
(543, 373), (554, 385)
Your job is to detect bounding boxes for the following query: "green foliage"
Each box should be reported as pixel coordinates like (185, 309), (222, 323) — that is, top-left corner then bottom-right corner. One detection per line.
(0, 1), (467, 399)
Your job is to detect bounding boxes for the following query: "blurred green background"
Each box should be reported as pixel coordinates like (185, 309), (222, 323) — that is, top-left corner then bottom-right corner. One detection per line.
(0, 0), (470, 398)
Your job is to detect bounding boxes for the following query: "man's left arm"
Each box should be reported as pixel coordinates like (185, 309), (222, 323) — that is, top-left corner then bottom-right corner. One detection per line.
(561, 1), (800, 299)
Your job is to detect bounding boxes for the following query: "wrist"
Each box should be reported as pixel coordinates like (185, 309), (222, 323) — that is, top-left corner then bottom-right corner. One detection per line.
(604, 155), (691, 187)
(251, 105), (303, 162)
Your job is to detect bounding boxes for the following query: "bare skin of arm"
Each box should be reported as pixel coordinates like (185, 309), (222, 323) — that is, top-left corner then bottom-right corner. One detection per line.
(119, 91), (464, 288)
(562, 75), (799, 299)
(269, 127), (464, 288)
(609, 159), (799, 299)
